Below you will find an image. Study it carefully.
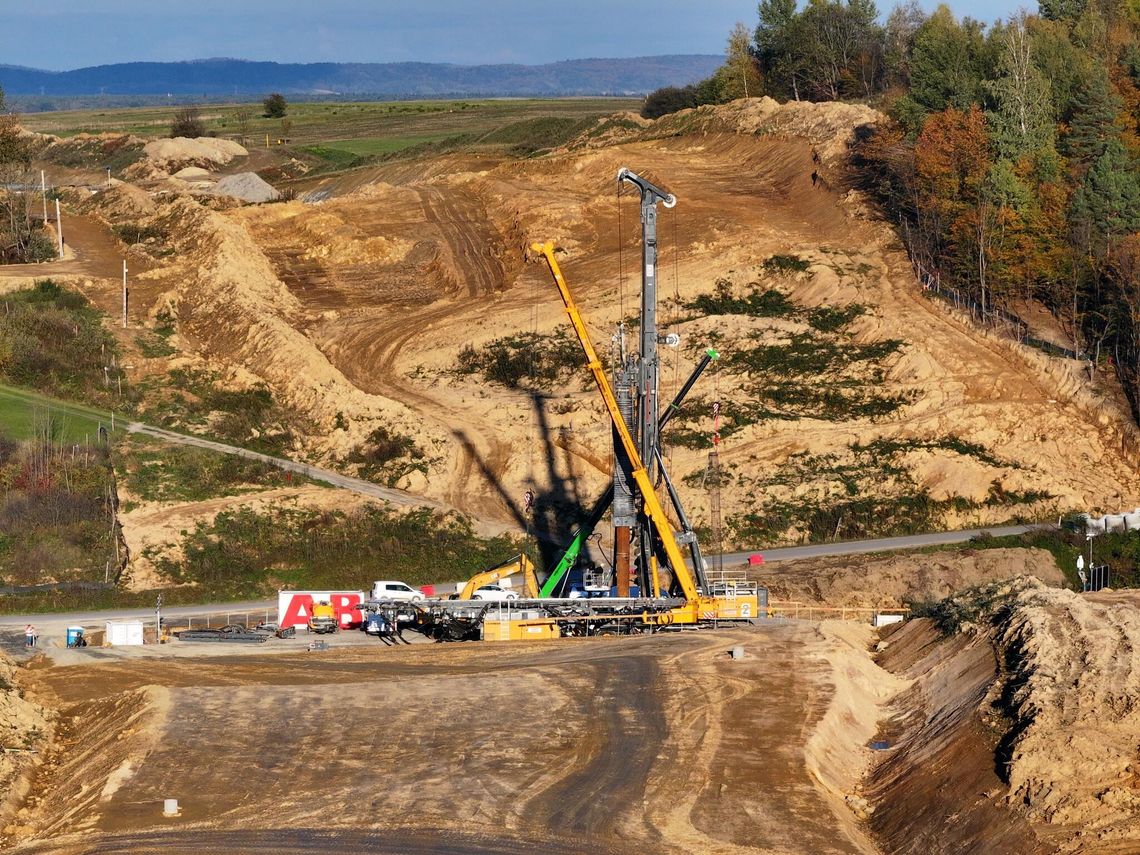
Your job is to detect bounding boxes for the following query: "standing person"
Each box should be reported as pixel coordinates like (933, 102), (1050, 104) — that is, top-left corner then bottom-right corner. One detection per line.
(24, 624), (36, 648)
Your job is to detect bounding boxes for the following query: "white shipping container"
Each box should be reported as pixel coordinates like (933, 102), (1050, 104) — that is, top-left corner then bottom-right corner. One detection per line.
(105, 620), (145, 645)
(277, 590), (366, 629)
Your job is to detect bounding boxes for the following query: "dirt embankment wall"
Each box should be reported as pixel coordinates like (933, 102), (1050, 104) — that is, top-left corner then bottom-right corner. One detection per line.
(138, 196), (456, 483)
(0, 654), (51, 841)
(867, 581), (1140, 854)
(751, 547), (1064, 608)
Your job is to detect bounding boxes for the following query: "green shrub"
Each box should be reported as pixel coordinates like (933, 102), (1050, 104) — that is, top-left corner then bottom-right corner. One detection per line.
(762, 254), (811, 273)
(154, 505), (524, 598)
(455, 328), (584, 390)
(0, 280), (131, 408)
(683, 278), (796, 318)
(346, 426), (429, 487)
(118, 437), (303, 503)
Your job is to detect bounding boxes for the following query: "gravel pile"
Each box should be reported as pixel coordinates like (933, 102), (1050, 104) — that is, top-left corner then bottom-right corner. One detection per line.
(210, 172), (281, 203)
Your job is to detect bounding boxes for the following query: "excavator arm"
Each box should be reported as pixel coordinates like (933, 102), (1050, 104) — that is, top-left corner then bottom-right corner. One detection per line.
(455, 554), (539, 601)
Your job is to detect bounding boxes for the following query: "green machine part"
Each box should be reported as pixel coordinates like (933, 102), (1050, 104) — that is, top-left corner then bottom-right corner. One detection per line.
(538, 347), (719, 598)
(538, 485), (613, 597)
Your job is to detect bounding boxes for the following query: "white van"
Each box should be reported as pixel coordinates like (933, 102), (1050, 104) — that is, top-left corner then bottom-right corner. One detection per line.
(370, 580), (425, 602)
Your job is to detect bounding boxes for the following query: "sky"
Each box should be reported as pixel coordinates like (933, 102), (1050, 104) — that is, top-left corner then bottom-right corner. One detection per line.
(1, 0), (1027, 71)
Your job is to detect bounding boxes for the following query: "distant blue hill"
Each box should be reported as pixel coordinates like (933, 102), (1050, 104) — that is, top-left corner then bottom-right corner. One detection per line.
(0, 56), (721, 98)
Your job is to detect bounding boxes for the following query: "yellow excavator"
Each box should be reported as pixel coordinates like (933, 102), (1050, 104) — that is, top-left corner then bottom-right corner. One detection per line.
(452, 554), (540, 601)
(307, 600), (338, 634)
(531, 240), (760, 625)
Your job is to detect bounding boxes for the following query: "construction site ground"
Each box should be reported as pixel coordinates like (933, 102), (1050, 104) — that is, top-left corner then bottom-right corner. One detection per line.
(6, 623), (908, 855)
(5, 580), (1138, 855)
(5, 97), (1140, 854)
(6, 96), (1140, 582)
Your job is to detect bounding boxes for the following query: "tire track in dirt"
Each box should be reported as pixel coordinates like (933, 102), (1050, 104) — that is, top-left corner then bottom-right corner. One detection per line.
(11, 828), (613, 855)
(416, 185), (504, 298)
(311, 183), (516, 516)
(525, 653), (665, 838)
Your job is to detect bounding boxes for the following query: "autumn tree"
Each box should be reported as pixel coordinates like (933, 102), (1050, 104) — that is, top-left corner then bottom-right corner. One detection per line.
(721, 21), (763, 99)
(914, 106), (998, 307)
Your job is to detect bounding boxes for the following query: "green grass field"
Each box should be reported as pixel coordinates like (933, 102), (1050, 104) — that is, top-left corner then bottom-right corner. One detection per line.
(312, 134), (455, 156)
(0, 384), (121, 443)
(20, 98), (640, 148)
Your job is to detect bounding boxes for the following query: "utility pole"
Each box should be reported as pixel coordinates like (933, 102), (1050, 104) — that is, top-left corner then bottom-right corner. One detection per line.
(40, 170), (47, 224)
(122, 260), (128, 327)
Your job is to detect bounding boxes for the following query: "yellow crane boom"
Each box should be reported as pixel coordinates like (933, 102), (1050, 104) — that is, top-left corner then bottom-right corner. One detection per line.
(530, 241), (702, 604)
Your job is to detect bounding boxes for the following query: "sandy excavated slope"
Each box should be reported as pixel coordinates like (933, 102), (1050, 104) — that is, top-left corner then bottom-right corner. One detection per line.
(78, 97), (1140, 541)
(747, 546), (1064, 608)
(0, 653), (51, 840)
(869, 582), (1140, 854)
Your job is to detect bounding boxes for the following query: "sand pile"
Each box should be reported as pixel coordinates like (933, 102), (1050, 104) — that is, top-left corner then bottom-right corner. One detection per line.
(209, 171), (280, 203)
(172, 166), (210, 180)
(143, 137), (247, 170)
(77, 182), (156, 221)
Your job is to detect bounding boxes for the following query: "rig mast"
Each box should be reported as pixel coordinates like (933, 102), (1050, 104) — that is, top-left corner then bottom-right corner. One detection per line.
(614, 168), (709, 596)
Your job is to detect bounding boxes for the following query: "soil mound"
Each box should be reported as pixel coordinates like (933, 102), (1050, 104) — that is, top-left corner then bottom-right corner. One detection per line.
(172, 166), (210, 180)
(997, 586), (1140, 840)
(37, 133), (145, 171)
(143, 137), (247, 170)
(78, 183), (156, 221)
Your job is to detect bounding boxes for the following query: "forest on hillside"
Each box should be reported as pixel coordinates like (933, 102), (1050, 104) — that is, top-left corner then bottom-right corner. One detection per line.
(657, 0), (1140, 417)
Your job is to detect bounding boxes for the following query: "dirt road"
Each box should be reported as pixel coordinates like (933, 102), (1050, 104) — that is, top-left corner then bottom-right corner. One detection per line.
(0, 213), (125, 282)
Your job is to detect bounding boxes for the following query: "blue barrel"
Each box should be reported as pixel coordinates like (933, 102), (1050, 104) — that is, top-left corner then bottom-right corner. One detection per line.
(66, 626), (84, 647)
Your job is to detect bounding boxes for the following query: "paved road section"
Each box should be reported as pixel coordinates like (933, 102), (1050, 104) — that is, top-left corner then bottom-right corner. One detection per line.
(719, 523), (1048, 564)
